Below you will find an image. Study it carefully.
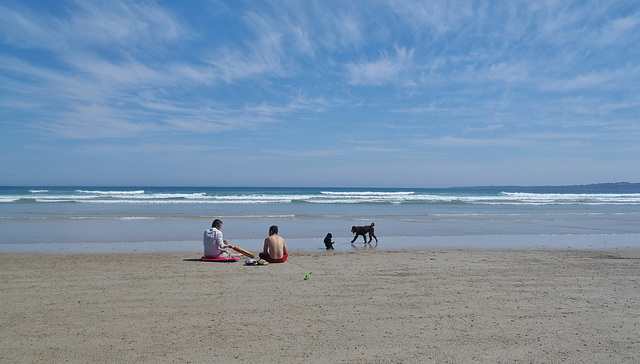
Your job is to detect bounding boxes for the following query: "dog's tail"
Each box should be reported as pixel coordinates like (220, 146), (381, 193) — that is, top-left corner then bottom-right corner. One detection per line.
(370, 222), (375, 227)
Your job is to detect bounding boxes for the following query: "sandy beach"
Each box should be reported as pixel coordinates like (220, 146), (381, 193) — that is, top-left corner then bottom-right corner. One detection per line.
(2, 249), (639, 363)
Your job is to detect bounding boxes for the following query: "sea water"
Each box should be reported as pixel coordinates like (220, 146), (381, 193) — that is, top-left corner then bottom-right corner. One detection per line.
(1, 184), (639, 253)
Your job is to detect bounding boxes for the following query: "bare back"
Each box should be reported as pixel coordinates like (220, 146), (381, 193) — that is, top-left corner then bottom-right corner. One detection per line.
(263, 234), (287, 260)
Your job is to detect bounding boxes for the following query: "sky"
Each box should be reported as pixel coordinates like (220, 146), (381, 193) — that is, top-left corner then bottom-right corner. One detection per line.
(1, 0), (639, 188)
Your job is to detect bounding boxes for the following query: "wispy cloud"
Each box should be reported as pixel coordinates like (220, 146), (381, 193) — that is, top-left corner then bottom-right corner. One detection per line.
(345, 46), (415, 85)
(389, 0), (475, 34)
(354, 146), (407, 153)
(419, 136), (531, 148)
(85, 142), (215, 155)
(595, 12), (640, 46)
(0, 0), (184, 51)
(261, 148), (344, 158)
(541, 66), (640, 92)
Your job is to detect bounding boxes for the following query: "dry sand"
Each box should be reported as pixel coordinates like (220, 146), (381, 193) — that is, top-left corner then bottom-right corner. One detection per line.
(2, 249), (640, 363)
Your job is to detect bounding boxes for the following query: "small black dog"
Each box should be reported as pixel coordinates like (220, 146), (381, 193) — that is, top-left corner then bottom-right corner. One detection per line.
(351, 222), (378, 244)
(324, 233), (335, 250)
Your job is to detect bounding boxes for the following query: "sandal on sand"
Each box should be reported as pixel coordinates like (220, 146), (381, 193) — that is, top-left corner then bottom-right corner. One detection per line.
(257, 259), (269, 265)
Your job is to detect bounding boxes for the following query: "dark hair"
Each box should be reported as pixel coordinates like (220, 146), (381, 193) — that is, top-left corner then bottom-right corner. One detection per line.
(269, 225), (278, 234)
(212, 219), (223, 228)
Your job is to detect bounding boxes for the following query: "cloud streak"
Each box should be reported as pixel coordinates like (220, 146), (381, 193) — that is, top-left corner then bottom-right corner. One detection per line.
(346, 46), (415, 86)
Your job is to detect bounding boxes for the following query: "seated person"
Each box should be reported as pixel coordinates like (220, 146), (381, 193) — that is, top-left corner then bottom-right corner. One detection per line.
(259, 225), (288, 263)
(203, 219), (241, 258)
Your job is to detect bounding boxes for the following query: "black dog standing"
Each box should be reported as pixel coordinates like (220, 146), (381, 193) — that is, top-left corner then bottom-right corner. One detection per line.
(350, 222), (378, 244)
(324, 233), (335, 250)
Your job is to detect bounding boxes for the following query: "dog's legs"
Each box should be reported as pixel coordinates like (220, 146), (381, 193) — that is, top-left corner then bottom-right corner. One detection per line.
(370, 232), (378, 243)
(362, 234), (368, 244)
(351, 235), (358, 243)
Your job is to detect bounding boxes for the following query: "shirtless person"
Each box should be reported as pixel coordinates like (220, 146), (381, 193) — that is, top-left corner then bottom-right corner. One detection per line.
(259, 225), (288, 263)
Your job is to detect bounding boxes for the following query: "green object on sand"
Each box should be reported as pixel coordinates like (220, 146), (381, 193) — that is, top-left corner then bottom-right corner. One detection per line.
(304, 272), (313, 280)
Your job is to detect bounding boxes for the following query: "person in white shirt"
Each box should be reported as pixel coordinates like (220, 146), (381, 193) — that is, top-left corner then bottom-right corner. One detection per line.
(203, 219), (241, 258)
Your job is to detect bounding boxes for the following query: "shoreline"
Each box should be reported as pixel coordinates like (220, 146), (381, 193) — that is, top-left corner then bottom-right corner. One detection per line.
(2, 248), (640, 363)
(1, 233), (638, 254)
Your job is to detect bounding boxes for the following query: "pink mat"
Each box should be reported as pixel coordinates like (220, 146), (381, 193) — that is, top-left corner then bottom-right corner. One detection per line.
(199, 256), (241, 262)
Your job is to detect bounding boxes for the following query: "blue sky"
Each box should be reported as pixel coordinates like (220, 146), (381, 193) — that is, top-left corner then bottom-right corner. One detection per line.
(1, 0), (639, 187)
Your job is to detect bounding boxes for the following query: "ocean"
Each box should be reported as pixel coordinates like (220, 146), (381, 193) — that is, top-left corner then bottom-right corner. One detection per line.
(1, 184), (639, 253)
